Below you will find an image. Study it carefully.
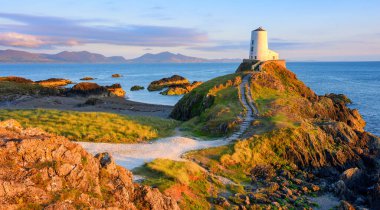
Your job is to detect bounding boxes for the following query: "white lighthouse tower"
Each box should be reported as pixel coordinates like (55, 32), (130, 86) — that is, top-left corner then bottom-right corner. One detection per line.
(249, 27), (279, 61)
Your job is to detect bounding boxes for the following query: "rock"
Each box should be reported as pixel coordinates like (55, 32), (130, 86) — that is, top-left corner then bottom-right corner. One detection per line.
(340, 167), (362, 188)
(0, 119), (179, 209)
(112, 74), (122, 78)
(148, 75), (190, 91)
(66, 82), (110, 97)
(83, 98), (104, 106)
(80, 77), (95, 81)
(0, 76), (34, 83)
(215, 196), (230, 207)
(251, 164), (276, 182)
(105, 83), (126, 97)
(131, 85), (145, 91)
(160, 81), (203, 95)
(339, 200), (355, 210)
(36, 78), (73, 87)
(325, 93), (352, 104)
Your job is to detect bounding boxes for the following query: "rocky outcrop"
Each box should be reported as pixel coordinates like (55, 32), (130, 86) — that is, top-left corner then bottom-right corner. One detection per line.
(0, 119), (179, 209)
(0, 76), (34, 84)
(160, 81), (203, 95)
(170, 75), (241, 121)
(65, 82), (126, 97)
(105, 83), (126, 97)
(131, 85), (144, 91)
(36, 78), (73, 87)
(66, 82), (110, 97)
(148, 75), (190, 91)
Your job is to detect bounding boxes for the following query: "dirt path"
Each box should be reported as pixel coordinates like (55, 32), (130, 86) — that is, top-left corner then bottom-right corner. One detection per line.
(80, 73), (259, 186)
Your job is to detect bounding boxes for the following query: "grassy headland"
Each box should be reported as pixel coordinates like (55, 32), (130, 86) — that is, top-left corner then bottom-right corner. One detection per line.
(171, 73), (245, 137)
(0, 109), (179, 143)
(136, 62), (378, 209)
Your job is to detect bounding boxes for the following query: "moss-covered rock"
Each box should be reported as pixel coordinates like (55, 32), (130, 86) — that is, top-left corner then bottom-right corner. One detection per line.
(130, 85), (144, 91)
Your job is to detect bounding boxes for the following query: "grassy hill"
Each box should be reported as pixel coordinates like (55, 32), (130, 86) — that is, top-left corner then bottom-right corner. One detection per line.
(138, 61), (379, 209)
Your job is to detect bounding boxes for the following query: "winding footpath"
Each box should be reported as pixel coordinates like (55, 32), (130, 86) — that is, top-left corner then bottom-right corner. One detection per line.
(79, 73), (258, 172)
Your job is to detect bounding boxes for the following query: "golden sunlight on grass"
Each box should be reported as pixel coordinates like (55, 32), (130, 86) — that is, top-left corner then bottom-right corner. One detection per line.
(0, 109), (179, 143)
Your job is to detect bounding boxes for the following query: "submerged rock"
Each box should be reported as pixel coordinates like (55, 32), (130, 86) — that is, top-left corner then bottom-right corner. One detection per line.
(36, 78), (73, 87)
(80, 77), (95, 81)
(0, 119), (179, 209)
(112, 74), (122, 78)
(148, 75), (190, 91)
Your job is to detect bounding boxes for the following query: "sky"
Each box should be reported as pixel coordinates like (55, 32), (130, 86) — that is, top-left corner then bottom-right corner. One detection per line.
(0, 0), (379, 61)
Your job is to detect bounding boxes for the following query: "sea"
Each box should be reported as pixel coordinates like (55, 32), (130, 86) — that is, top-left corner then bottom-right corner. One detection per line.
(0, 62), (379, 136)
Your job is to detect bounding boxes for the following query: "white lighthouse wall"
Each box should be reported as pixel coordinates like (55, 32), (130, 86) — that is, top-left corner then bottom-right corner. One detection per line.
(250, 30), (268, 60)
(268, 50), (279, 60)
(249, 28), (280, 61)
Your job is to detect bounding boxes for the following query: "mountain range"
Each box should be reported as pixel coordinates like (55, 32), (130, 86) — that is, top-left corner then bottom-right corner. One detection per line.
(0, 49), (240, 63)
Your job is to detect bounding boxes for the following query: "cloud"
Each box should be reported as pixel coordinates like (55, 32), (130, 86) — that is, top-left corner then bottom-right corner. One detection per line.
(188, 39), (319, 52)
(0, 13), (207, 49)
(0, 32), (80, 48)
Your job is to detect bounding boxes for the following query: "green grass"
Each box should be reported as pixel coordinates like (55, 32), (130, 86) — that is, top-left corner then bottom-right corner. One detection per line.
(0, 81), (59, 101)
(0, 109), (179, 143)
(134, 159), (220, 209)
(177, 73), (245, 138)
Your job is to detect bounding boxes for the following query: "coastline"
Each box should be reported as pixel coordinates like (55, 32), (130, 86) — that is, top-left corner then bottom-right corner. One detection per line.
(0, 95), (173, 118)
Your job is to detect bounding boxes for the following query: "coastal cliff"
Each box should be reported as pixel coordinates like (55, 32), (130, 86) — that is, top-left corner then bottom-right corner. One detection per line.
(0, 119), (179, 209)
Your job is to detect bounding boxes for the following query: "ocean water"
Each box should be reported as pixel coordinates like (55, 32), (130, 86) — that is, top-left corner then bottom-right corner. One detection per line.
(0, 62), (379, 136)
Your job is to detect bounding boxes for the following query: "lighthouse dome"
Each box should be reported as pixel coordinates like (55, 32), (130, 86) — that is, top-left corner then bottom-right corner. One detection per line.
(254, 27), (266, 31)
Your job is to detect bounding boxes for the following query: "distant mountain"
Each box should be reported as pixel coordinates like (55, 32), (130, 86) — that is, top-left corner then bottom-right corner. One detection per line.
(0, 49), (127, 63)
(0, 49), (240, 63)
(127, 52), (240, 63)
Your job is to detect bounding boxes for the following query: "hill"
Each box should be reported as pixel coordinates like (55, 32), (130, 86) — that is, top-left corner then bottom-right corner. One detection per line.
(138, 61), (380, 209)
(0, 49), (127, 63)
(127, 51), (240, 63)
(0, 49), (240, 63)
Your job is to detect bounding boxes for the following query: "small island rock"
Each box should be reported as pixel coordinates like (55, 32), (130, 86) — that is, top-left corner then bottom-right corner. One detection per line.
(130, 85), (145, 91)
(148, 75), (190, 91)
(112, 74), (122, 78)
(80, 77), (95, 81)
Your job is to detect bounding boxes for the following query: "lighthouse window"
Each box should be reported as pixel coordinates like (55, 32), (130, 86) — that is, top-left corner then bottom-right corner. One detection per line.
(251, 47), (253, 52)
(252, 40), (254, 45)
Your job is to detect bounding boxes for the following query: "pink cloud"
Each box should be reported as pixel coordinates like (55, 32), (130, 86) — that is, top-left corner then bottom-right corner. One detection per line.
(0, 32), (80, 48)
(0, 32), (46, 48)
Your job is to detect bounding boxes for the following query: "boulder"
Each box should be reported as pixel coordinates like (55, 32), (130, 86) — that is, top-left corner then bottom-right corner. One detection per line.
(105, 83), (126, 97)
(0, 119), (179, 209)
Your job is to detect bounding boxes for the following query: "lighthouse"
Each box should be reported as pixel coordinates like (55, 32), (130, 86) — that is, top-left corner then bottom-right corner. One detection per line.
(249, 27), (279, 61)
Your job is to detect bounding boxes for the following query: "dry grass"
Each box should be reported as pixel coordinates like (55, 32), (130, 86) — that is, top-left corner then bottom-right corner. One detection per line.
(0, 109), (179, 143)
